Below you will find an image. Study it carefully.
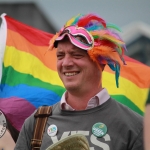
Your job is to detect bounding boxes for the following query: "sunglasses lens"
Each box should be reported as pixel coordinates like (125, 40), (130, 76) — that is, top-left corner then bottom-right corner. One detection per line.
(74, 36), (89, 45)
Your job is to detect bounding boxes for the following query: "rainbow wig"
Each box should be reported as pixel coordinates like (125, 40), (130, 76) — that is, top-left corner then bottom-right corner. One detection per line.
(49, 13), (127, 87)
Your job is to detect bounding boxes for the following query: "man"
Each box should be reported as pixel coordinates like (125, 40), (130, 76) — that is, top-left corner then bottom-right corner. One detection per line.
(15, 13), (143, 150)
(144, 90), (150, 150)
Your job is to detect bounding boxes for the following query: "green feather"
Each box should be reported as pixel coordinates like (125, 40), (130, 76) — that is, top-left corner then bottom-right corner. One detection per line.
(107, 23), (122, 32)
(93, 35), (99, 39)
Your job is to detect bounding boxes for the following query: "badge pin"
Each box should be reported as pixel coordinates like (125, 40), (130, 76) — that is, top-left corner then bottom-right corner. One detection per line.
(92, 122), (107, 138)
(0, 110), (7, 138)
(47, 124), (58, 137)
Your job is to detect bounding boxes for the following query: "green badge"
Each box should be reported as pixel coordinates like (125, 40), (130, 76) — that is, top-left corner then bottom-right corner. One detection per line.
(92, 122), (107, 138)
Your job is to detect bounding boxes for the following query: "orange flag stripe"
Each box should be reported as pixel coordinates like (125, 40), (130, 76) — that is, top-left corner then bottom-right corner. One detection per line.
(104, 61), (150, 88)
(6, 15), (53, 46)
(7, 29), (57, 71)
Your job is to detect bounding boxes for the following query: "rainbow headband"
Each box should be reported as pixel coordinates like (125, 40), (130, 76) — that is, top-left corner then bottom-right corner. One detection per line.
(49, 13), (127, 87)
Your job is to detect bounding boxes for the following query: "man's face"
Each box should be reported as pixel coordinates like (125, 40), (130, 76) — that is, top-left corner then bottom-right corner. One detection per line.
(56, 39), (102, 94)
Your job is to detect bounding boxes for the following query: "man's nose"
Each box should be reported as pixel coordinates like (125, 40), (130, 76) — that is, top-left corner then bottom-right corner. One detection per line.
(62, 55), (73, 67)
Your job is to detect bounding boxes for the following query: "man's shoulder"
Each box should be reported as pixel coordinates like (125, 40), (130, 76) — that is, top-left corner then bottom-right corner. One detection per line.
(23, 109), (37, 126)
(110, 97), (143, 120)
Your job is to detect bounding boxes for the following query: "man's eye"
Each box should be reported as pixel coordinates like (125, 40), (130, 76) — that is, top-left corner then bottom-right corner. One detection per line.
(73, 54), (83, 59)
(57, 55), (64, 59)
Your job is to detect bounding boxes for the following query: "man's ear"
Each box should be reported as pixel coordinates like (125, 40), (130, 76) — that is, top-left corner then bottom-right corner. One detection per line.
(100, 64), (105, 71)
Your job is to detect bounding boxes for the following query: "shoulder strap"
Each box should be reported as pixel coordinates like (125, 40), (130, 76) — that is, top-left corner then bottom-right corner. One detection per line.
(31, 106), (52, 150)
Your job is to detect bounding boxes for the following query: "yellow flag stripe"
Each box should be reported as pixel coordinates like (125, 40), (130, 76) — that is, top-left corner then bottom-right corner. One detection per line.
(103, 71), (148, 112)
(4, 46), (64, 87)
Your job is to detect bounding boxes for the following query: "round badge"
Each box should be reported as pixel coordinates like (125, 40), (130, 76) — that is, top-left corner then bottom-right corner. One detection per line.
(92, 122), (107, 138)
(47, 124), (58, 137)
(0, 110), (7, 138)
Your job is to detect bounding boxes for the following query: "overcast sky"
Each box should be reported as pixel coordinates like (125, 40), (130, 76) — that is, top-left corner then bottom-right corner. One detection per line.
(0, 0), (150, 31)
(35, 0), (150, 30)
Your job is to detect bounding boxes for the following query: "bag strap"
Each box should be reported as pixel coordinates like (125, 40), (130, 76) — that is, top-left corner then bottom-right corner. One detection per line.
(31, 106), (52, 150)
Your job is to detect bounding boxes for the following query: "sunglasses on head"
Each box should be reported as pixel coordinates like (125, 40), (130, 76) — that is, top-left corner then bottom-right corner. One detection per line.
(54, 26), (94, 50)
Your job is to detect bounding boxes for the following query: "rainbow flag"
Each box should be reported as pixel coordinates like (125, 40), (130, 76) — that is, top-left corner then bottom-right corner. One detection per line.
(0, 13), (150, 132)
(103, 57), (150, 116)
(0, 14), (65, 131)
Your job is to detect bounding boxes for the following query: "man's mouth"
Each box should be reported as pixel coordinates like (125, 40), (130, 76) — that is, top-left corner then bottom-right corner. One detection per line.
(64, 72), (79, 76)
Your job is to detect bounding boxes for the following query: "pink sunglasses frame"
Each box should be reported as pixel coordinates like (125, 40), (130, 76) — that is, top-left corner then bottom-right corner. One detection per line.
(54, 26), (94, 50)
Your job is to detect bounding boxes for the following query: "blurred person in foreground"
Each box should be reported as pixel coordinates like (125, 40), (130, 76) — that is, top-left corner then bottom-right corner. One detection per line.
(144, 90), (150, 150)
(0, 111), (18, 150)
(0, 128), (15, 150)
(0, 114), (25, 149)
(15, 13), (143, 150)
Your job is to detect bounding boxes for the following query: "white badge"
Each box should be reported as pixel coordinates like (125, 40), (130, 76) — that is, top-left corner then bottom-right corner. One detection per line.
(0, 110), (7, 138)
(47, 124), (58, 137)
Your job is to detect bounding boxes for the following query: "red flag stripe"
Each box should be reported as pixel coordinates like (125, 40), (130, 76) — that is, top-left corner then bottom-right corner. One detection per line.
(6, 15), (53, 46)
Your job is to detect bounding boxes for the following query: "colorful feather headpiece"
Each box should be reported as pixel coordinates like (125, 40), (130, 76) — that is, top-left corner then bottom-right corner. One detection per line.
(49, 13), (127, 87)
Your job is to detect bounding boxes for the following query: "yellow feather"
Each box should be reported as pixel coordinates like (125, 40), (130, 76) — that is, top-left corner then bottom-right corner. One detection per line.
(65, 18), (75, 27)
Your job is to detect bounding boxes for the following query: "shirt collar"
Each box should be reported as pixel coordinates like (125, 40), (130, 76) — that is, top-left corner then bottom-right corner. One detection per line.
(60, 88), (110, 111)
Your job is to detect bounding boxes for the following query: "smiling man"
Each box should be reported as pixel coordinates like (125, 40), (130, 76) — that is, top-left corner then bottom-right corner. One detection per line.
(56, 37), (102, 110)
(15, 13), (143, 150)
